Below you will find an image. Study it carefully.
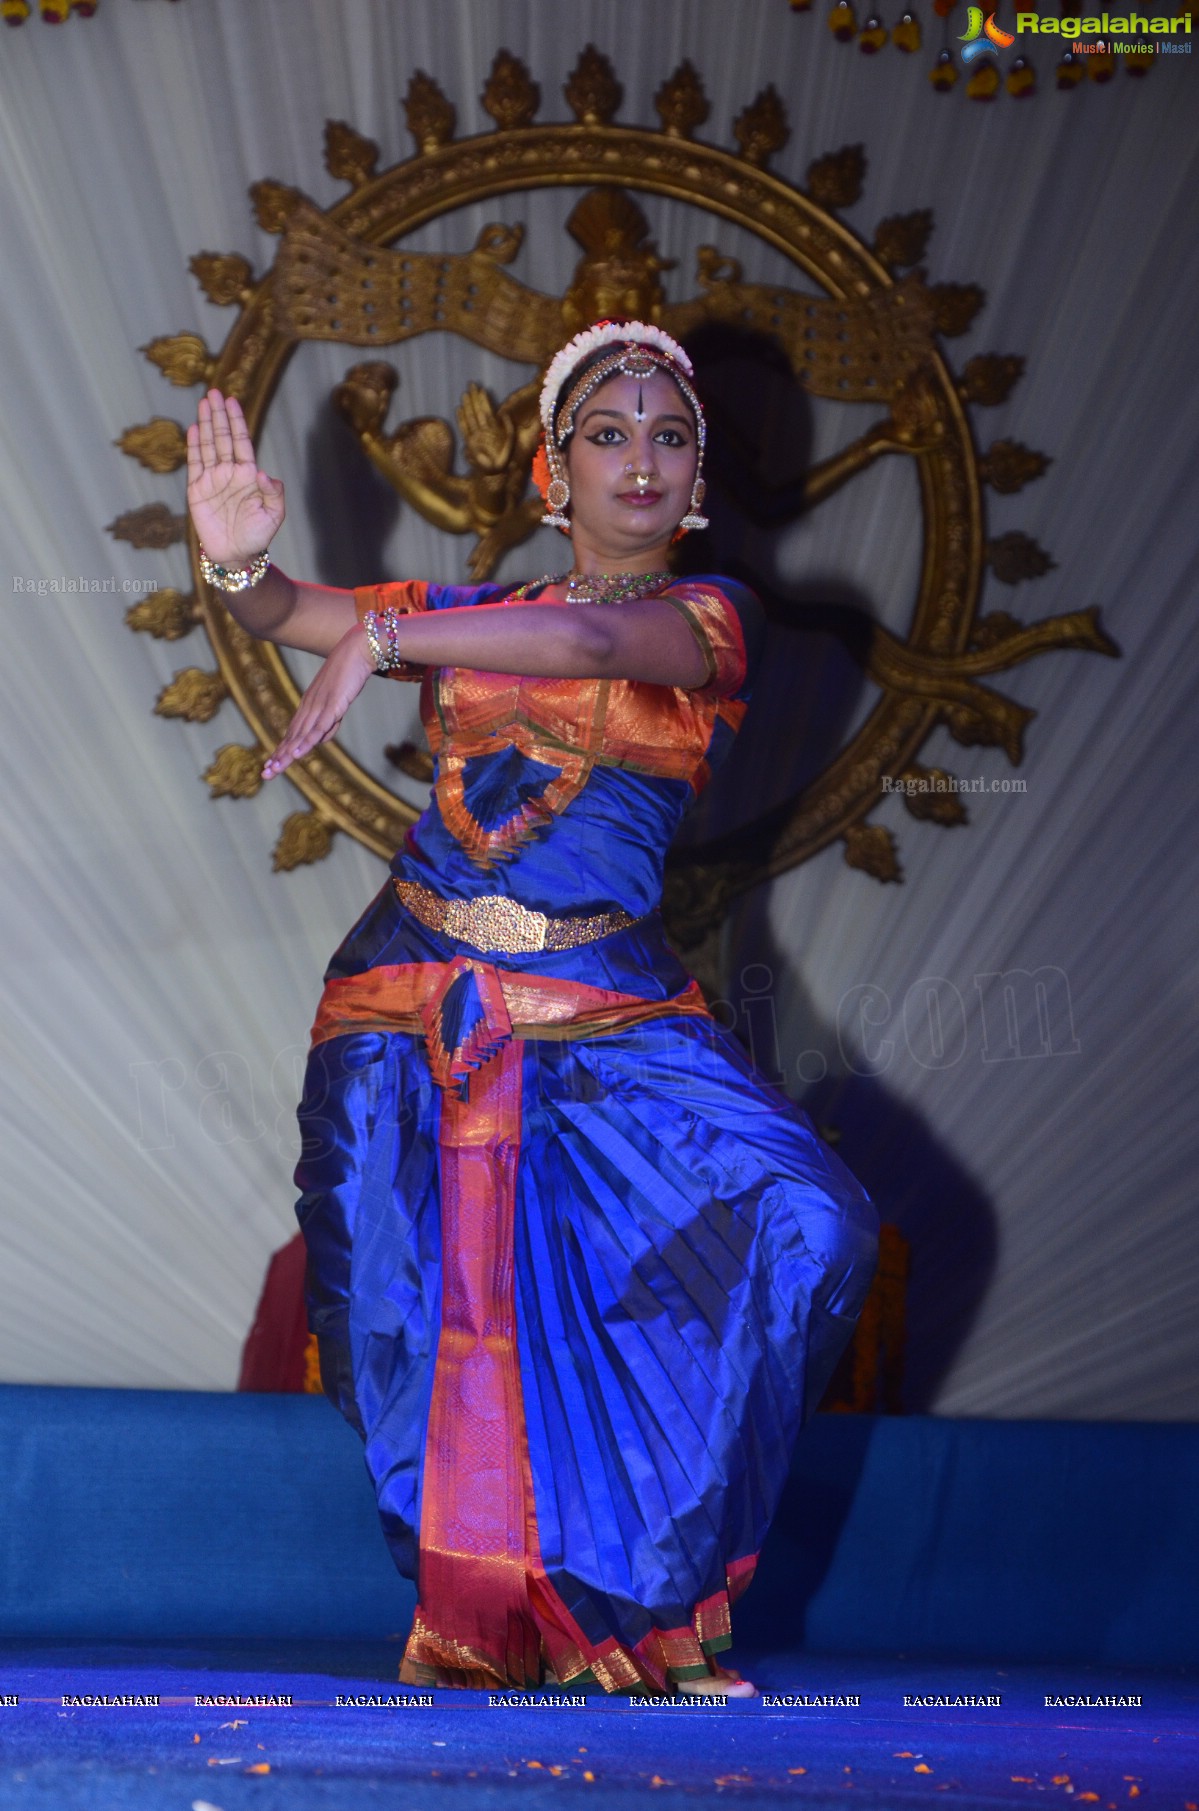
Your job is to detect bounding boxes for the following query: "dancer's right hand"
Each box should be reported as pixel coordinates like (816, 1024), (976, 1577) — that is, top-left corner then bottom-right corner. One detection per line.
(186, 388), (286, 566)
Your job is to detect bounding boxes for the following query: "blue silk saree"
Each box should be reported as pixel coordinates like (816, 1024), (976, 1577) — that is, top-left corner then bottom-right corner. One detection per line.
(293, 575), (879, 1693)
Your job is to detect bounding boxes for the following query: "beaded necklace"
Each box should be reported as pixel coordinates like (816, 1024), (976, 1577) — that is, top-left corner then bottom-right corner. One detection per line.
(507, 569), (675, 606)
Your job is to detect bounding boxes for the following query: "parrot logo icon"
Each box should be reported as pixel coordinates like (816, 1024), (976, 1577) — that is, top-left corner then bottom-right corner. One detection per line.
(958, 7), (1017, 58)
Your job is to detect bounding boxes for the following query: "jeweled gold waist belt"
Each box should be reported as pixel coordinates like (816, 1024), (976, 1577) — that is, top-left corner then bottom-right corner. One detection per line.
(393, 877), (638, 955)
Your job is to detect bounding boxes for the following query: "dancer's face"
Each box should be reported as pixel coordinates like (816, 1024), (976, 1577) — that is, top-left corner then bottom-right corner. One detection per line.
(563, 370), (699, 563)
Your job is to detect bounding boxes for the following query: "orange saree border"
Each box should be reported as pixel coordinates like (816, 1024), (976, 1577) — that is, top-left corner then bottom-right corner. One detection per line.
(398, 1035), (539, 1688)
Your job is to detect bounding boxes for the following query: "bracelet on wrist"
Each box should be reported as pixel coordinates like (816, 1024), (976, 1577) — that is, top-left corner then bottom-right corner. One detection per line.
(361, 608), (408, 673)
(199, 545), (272, 593)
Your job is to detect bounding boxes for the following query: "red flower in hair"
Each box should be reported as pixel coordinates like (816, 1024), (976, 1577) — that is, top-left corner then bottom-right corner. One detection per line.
(531, 434), (552, 503)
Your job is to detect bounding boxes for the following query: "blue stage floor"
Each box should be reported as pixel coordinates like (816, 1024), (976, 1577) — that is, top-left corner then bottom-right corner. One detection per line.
(0, 1643), (1193, 1810)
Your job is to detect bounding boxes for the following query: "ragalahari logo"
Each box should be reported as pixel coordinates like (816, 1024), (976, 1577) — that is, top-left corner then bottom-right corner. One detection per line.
(958, 6), (1018, 56)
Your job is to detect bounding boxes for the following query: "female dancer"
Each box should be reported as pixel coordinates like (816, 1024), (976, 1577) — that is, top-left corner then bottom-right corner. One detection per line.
(186, 320), (879, 1698)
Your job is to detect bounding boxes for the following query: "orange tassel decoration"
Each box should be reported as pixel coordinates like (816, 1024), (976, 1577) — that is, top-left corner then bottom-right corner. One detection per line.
(928, 48), (958, 88)
(1005, 55), (1036, 97)
(966, 60), (1001, 100)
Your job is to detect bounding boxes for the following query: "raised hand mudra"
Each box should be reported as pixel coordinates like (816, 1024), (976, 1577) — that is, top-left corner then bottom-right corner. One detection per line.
(186, 388), (286, 566)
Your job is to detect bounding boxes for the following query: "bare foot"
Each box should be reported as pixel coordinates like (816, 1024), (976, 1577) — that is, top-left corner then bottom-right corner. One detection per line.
(545, 1657), (755, 1698)
(676, 1664), (756, 1699)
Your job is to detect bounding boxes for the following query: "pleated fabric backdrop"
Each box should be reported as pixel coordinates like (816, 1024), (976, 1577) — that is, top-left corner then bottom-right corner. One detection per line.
(0, 0), (1195, 1417)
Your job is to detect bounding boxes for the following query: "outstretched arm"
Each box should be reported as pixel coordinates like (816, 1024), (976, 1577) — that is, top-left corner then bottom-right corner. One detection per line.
(260, 593), (709, 781)
(358, 593), (710, 687)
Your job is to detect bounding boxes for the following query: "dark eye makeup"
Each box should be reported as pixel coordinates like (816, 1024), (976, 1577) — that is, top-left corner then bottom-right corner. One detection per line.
(584, 425), (691, 447)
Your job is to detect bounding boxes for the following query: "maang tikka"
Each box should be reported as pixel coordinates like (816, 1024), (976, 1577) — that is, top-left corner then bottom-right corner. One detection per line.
(536, 321), (709, 534)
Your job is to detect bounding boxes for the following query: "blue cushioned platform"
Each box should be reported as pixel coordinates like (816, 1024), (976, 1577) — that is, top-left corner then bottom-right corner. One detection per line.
(0, 1386), (1195, 1665)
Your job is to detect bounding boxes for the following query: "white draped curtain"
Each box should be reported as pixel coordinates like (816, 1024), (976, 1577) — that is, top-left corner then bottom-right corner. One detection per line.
(0, 0), (1195, 1415)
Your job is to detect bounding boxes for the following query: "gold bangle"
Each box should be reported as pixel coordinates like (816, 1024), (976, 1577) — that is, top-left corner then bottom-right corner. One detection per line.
(198, 546), (271, 593)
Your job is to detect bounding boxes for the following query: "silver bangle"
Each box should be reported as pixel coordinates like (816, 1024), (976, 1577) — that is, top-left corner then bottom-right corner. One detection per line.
(362, 608), (407, 673)
(199, 546), (271, 593)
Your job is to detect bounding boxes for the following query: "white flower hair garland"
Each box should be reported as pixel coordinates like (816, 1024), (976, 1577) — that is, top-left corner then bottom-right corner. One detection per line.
(538, 321), (695, 439)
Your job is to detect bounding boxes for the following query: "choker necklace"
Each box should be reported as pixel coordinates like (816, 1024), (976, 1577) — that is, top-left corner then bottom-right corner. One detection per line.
(509, 569), (674, 606)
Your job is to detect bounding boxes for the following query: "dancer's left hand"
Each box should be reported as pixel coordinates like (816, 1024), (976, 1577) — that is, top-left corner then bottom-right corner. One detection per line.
(262, 625), (375, 779)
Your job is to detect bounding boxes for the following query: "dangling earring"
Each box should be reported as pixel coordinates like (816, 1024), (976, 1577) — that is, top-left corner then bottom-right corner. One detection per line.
(542, 442), (571, 530)
(677, 475), (709, 534)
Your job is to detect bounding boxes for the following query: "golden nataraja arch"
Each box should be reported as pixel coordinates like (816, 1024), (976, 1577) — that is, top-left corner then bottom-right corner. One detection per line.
(114, 46), (1116, 955)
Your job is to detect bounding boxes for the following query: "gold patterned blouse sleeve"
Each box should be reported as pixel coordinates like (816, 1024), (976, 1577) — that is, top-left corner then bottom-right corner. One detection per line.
(353, 579), (431, 682)
(658, 583), (751, 698)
